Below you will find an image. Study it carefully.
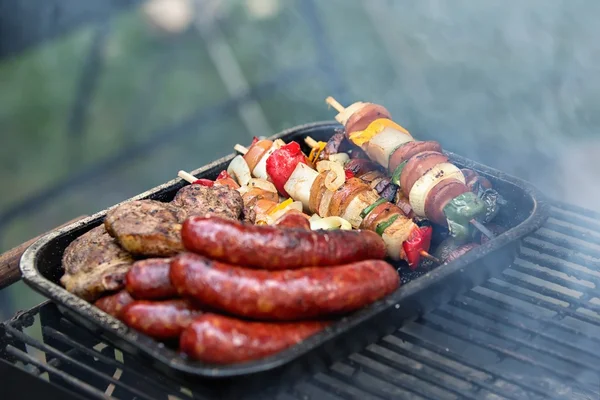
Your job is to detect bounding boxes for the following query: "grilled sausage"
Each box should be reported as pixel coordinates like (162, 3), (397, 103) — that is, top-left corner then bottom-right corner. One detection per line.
(125, 258), (176, 300)
(344, 104), (392, 136)
(94, 290), (134, 319)
(424, 179), (469, 224)
(170, 253), (399, 320)
(179, 313), (329, 364)
(181, 216), (387, 269)
(121, 299), (201, 340)
(388, 141), (443, 173)
(400, 151), (450, 196)
(273, 211), (311, 230)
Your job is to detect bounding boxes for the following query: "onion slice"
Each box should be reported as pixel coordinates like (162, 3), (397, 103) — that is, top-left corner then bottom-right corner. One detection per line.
(328, 152), (350, 165)
(237, 178), (277, 196)
(227, 155), (252, 187)
(309, 214), (352, 230)
(316, 160), (345, 191)
(409, 163), (465, 217)
(283, 163), (319, 210)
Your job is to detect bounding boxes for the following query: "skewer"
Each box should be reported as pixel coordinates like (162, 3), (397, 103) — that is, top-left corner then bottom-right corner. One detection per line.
(234, 144), (248, 155)
(420, 250), (440, 264)
(326, 96), (346, 113)
(178, 170), (197, 184)
(304, 136), (319, 149)
(325, 96), (496, 241)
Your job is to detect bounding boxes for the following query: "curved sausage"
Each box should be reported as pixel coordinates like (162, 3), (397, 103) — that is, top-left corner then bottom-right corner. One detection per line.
(181, 216), (387, 269)
(121, 299), (202, 340)
(179, 313), (329, 364)
(424, 179), (469, 225)
(400, 151), (449, 196)
(125, 258), (176, 300)
(344, 104), (392, 136)
(170, 253), (400, 320)
(94, 290), (134, 319)
(273, 211), (311, 230)
(388, 141), (443, 173)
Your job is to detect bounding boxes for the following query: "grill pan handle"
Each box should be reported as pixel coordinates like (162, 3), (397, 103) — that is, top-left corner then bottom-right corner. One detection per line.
(0, 216), (88, 290)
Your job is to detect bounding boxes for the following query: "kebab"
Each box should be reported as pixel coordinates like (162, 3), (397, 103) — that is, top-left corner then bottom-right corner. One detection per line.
(324, 97), (499, 242)
(233, 141), (434, 268)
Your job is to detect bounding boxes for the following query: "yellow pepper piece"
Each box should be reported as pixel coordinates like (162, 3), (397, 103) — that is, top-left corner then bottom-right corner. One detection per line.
(349, 118), (412, 146)
(267, 198), (293, 216)
(308, 141), (327, 164)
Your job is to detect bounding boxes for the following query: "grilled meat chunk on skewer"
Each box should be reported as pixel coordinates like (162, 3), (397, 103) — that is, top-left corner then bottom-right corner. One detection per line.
(105, 185), (243, 257)
(60, 225), (134, 301)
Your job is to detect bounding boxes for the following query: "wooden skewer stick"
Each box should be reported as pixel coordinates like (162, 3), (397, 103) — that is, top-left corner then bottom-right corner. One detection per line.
(178, 170), (197, 184)
(304, 136), (319, 149)
(234, 144), (248, 155)
(326, 96), (346, 113)
(470, 219), (495, 240)
(420, 250), (440, 264)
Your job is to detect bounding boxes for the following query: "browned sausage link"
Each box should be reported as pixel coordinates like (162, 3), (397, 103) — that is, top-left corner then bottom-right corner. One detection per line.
(388, 141), (443, 174)
(344, 104), (392, 136)
(273, 211), (311, 230)
(399, 151), (449, 197)
(121, 299), (202, 340)
(181, 216), (387, 269)
(94, 290), (134, 320)
(125, 258), (176, 300)
(344, 159), (381, 177)
(180, 313), (329, 364)
(424, 179), (469, 225)
(170, 253), (399, 320)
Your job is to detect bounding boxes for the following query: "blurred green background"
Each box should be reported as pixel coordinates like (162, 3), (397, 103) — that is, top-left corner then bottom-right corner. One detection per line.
(2, 0), (599, 319)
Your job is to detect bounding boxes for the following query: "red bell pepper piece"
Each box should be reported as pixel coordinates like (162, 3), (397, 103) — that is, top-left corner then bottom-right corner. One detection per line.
(251, 136), (259, 146)
(265, 141), (307, 197)
(402, 226), (432, 269)
(344, 169), (355, 180)
(192, 179), (214, 187)
(216, 170), (231, 180)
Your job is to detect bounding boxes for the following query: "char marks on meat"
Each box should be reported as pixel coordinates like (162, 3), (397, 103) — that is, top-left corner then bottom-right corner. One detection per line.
(105, 200), (186, 257)
(60, 225), (134, 301)
(105, 185), (243, 257)
(171, 185), (243, 221)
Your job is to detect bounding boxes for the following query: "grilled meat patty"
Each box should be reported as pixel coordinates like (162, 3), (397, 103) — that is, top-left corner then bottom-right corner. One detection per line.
(105, 200), (186, 257)
(60, 225), (134, 301)
(105, 185), (243, 257)
(171, 184), (243, 221)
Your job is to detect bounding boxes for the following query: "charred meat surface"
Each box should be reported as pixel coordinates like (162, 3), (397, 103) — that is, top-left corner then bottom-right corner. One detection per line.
(60, 225), (134, 301)
(171, 184), (243, 221)
(105, 200), (186, 257)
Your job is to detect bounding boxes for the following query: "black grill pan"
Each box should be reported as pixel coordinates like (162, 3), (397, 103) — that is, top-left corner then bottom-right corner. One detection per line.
(19, 122), (549, 382)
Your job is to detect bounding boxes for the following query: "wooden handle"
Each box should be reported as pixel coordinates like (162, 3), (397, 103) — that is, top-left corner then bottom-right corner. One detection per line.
(0, 216), (88, 289)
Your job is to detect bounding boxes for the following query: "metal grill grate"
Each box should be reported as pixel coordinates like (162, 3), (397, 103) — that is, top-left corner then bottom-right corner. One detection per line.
(2, 202), (600, 400)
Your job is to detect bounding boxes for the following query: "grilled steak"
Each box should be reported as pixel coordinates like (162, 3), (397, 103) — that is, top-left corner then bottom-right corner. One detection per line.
(171, 184), (243, 221)
(60, 225), (134, 301)
(105, 185), (243, 257)
(105, 200), (186, 257)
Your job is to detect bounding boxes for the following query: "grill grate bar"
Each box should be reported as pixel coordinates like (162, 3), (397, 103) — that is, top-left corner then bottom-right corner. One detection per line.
(416, 315), (589, 386)
(5, 344), (112, 400)
(42, 326), (188, 399)
(390, 330), (561, 399)
(530, 230), (600, 261)
(432, 306), (600, 374)
(368, 340), (528, 400)
(310, 372), (388, 400)
(4, 324), (155, 400)
(549, 205), (600, 233)
(449, 295), (600, 359)
(348, 348), (483, 400)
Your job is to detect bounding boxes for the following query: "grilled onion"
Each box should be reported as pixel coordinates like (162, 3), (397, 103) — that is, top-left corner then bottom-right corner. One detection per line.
(316, 160), (345, 191)
(227, 155), (252, 187)
(308, 214), (352, 230)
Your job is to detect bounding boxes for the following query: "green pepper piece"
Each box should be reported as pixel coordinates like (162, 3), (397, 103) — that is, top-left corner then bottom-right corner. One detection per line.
(443, 192), (487, 242)
(360, 198), (387, 219)
(391, 160), (408, 186)
(376, 214), (400, 236)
